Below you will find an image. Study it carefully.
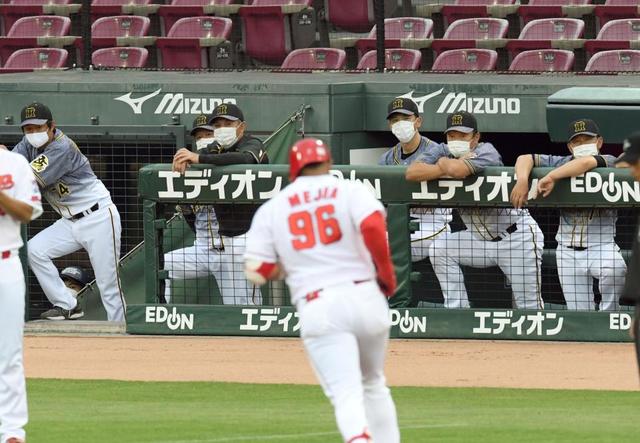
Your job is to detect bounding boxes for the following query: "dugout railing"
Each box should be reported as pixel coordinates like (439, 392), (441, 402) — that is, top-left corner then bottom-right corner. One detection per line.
(127, 164), (638, 342)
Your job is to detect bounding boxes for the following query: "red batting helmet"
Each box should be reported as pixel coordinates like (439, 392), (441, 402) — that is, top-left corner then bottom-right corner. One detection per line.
(288, 138), (332, 182)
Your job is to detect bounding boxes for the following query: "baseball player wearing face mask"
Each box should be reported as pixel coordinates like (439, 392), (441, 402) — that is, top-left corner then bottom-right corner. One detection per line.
(12, 103), (125, 322)
(244, 138), (399, 443)
(512, 119), (626, 311)
(169, 106), (267, 305)
(379, 97), (451, 262)
(406, 111), (544, 309)
(0, 145), (42, 443)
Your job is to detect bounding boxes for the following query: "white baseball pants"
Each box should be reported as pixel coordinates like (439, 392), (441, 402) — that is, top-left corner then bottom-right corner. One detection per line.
(557, 244), (627, 311)
(410, 224), (449, 262)
(429, 224), (544, 309)
(0, 256), (28, 443)
(298, 281), (400, 443)
(165, 235), (261, 305)
(27, 204), (125, 321)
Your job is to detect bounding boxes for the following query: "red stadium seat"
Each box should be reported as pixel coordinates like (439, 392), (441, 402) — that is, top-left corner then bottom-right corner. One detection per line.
(92, 46), (149, 68)
(508, 49), (575, 71)
(91, 0), (153, 23)
(585, 48), (640, 71)
(441, 0), (516, 28)
(324, 0), (398, 33)
(584, 19), (640, 55)
(158, 0), (234, 36)
(431, 48), (498, 71)
(0, 16), (73, 66)
(432, 18), (509, 55)
(506, 18), (585, 58)
(156, 16), (232, 69)
(280, 47), (346, 70)
(357, 48), (422, 70)
(4, 47), (68, 69)
(239, 0), (313, 65)
(92, 16), (151, 38)
(355, 17), (434, 55)
(0, 0), (75, 35)
(518, 0), (592, 25)
(594, 0), (640, 29)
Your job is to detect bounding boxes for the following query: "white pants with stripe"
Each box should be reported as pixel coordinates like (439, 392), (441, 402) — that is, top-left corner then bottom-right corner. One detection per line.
(429, 223), (544, 309)
(27, 203), (125, 321)
(557, 243), (627, 311)
(298, 281), (399, 443)
(0, 256), (28, 443)
(164, 235), (261, 305)
(410, 223), (449, 262)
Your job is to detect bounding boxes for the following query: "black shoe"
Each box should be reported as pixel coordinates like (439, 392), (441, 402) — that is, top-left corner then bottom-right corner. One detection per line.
(40, 304), (85, 321)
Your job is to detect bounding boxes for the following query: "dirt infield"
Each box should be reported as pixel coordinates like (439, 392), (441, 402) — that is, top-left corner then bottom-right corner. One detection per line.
(23, 335), (639, 391)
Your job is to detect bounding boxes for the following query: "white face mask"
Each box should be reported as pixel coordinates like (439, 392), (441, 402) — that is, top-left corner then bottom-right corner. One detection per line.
(572, 143), (598, 158)
(195, 137), (215, 151)
(214, 126), (238, 149)
(391, 120), (416, 144)
(26, 131), (50, 148)
(448, 140), (471, 158)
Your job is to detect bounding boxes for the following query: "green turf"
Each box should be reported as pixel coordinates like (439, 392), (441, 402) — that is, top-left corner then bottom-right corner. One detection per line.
(25, 379), (639, 443)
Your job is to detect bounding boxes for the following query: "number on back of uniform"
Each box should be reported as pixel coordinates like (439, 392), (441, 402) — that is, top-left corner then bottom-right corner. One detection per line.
(288, 204), (342, 251)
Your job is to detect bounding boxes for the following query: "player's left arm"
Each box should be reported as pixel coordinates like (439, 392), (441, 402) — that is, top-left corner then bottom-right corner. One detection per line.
(405, 148), (447, 182)
(537, 156), (603, 197)
(436, 144), (500, 179)
(0, 157), (43, 223)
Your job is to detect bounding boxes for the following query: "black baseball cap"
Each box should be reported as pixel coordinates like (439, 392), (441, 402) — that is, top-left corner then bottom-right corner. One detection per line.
(387, 97), (419, 119)
(616, 132), (640, 165)
(568, 118), (600, 141)
(20, 102), (52, 127)
(208, 103), (244, 123)
(445, 111), (477, 134)
(190, 114), (214, 135)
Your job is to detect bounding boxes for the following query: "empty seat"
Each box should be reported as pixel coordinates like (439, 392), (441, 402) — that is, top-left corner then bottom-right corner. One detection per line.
(0, 0), (75, 35)
(584, 18), (640, 54)
(7, 16), (71, 37)
(506, 18), (585, 57)
(595, 0), (640, 28)
(92, 15), (151, 38)
(4, 47), (68, 68)
(158, 0), (234, 36)
(92, 46), (149, 68)
(441, 0), (517, 27)
(356, 48), (422, 70)
(518, 0), (592, 24)
(355, 17), (434, 55)
(156, 16), (232, 69)
(280, 47), (346, 69)
(584, 48), (640, 71)
(324, 0), (397, 33)
(432, 18), (509, 55)
(508, 49), (575, 71)
(91, 0), (153, 22)
(431, 48), (498, 71)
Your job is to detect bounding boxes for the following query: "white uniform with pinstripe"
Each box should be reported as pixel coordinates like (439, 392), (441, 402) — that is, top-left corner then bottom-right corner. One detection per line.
(12, 129), (125, 321)
(422, 143), (545, 309)
(534, 153), (626, 311)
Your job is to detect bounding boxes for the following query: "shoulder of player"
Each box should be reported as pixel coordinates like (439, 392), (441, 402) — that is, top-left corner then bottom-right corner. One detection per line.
(237, 134), (263, 150)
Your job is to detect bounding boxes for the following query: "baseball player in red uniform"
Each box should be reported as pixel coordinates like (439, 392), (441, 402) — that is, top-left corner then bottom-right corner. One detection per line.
(243, 139), (400, 443)
(0, 146), (43, 443)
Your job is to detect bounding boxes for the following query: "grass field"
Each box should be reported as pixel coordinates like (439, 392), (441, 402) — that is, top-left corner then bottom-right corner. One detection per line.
(26, 379), (639, 443)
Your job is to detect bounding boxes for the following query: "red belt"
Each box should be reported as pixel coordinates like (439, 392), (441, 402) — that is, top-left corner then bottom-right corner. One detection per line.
(304, 279), (371, 303)
(1, 251), (11, 260)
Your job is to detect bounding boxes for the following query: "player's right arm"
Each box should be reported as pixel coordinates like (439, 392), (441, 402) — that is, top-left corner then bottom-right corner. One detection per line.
(0, 155), (43, 223)
(511, 154), (535, 209)
(537, 155), (602, 197)
(405, 148), (447, 182)
(243, 203), (282, 285)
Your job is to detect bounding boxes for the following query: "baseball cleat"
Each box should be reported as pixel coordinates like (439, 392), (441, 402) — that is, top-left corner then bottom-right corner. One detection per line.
(40, 305), (85, 321)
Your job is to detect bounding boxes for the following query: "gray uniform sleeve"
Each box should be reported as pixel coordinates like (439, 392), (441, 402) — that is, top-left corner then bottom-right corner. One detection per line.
(601, 154), (618, 167)
(533, 154), (570, 168)
(11, 140), (29, 159)
(29, 141), (83, 188)
(415, 144), (447, 165)
(464, 143), (502, 174)
(378, 149), (392, 166)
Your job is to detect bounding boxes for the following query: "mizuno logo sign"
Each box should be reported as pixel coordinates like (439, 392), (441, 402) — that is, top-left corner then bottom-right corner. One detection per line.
(398, 90), (521, 115)
(114, 89), (237, 115)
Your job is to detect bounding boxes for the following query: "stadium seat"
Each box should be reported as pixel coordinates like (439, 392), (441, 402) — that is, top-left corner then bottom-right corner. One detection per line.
(584, 48), (640, 71)
(508, 49), (575, 71)
(3, 47), (68, 69)
(356, 48), (422, 70)
(431, 48), (498, 71)
(324, 0), (398, 33)
(86, 16), (153, 58)
(440, 0), (517, 28)
(0, 16), (74, 66)
(506, 18), (585, 58)
(585, 19), (640, 55)
(156, 16), (232, 69)
(594, 0), (640, 29)
(92, 46), (149, 68)
(518, 0), (593, 25)
(91, 0), (154, 23)
(0, 0), (78, 36)
(157, 0), (234, 37)
(280, 47), (346, 70)
(355, 17), (434, 56)
(431, 18), (509, 55)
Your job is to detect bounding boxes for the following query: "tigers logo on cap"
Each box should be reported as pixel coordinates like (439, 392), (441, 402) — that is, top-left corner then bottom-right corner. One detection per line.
(195, 115), (207, 126)
(392, 98), (404, 110)
(451, 114), (463, 126)
(217, 104), (228, 115)
(574, 121), (586, 133)
(24, 107), (36, 119)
